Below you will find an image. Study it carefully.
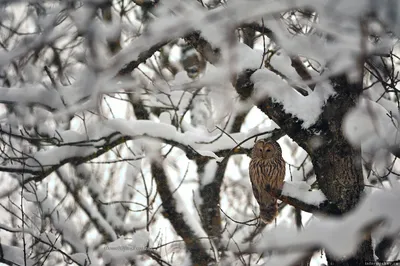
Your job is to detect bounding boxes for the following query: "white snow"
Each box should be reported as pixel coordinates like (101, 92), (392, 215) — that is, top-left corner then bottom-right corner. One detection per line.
(255, 186), (400, 259)
(35, 187), (87, 253)
(251, 69), (335, 128)
(1, 0), (399, 265)
(26, 145), (96, 169)
(23, 191), (46, 202)
(201, 160), (219, 187)
(105, 118), (276, 154)
(163, 160), (217, 256)
(56, 167), (118, 242)
(282, 181), (327, 206)
(102, 231), (150, 264)
(70, 253), (90, 265)
(0, 85), (64, 110)
(80, 163), (126, 231)
(269, 52), (315, 95)
(236, 43), (264, 70)
(343, 97), (400, 153)
(0, 244), (34, 266)
(106, 119), (192, 145)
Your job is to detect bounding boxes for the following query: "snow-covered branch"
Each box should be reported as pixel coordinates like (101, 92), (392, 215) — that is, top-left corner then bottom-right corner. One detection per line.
(265, 181), (340, 214)
(0, 222), (83, 265)
(0, 120), (277, 184)
(252, 186), (400, 260)
(151, 159), (216, 264)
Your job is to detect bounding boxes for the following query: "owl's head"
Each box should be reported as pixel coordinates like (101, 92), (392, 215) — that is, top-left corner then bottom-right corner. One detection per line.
(251, 139), (282, 160)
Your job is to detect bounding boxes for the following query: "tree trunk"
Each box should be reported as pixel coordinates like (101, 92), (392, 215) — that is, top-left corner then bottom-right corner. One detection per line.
(151, 161), (214, 265)
(310, 77), (375, 265)
(197, 112), (247, 243)
(235, 71), (375, 265)
(312, 140), (375, 265)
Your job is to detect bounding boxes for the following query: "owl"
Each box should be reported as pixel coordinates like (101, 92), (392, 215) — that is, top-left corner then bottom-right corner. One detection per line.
(249, 139), (285, 224)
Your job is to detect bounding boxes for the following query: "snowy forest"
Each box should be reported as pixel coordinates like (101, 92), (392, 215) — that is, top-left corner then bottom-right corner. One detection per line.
(1, 0), (400, 265)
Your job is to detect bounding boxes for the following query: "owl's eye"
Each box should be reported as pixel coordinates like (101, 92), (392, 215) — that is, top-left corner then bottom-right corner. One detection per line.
(266, 148), (271, 152)
(259, 148), (263, 152)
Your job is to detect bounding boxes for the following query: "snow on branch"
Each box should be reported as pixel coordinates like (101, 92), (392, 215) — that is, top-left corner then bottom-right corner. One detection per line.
(105, 119), (276, 155)
(252, 187), (400, 260)
(56, 167), (118, 242)
(343, 97), (400, 156)
(0, 85), (64, 111)
(0, 243), (34, 266)
(101, 231), (150, 265)
(151, 159), (215, 264)
(0, 223), (81, 265)
(251, 69), (335, 128)
(265, 181), (340, 214)
(26, 187), (87, 253)
(1, 119), (278, 183)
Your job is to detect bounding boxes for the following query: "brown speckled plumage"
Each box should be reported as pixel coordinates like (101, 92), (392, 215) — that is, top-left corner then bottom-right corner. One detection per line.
(249, 140), (285, 224)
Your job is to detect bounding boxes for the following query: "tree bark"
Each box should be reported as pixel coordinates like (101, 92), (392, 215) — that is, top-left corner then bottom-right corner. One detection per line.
(151, 161), (214, 265)
(197, 111), (247, 242)
(185, 29), (375, 264)
(235, 70), (374, 265)
(312, 77), (375, 265)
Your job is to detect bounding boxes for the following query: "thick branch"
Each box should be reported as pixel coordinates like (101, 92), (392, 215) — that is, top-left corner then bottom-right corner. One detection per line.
(235, 68), (313, 151)
(151, 160), (214, 265)
(197, 111), (250, 240)
(265, 183), (341, 215)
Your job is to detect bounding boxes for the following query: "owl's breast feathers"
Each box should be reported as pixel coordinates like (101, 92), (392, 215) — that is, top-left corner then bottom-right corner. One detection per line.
(249, 157), (285, 191)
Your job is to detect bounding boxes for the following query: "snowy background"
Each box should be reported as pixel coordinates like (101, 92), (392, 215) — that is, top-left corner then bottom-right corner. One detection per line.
(0, 0), (400, 265)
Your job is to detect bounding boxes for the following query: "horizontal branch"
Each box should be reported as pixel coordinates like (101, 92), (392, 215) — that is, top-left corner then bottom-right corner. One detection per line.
(0, 122), (278, 184)
(265, 182), (341, 215)
(245, 186), (400, 262)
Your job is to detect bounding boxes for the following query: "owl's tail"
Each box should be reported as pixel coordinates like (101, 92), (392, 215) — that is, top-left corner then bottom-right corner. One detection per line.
(259, 194), (278, 224)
